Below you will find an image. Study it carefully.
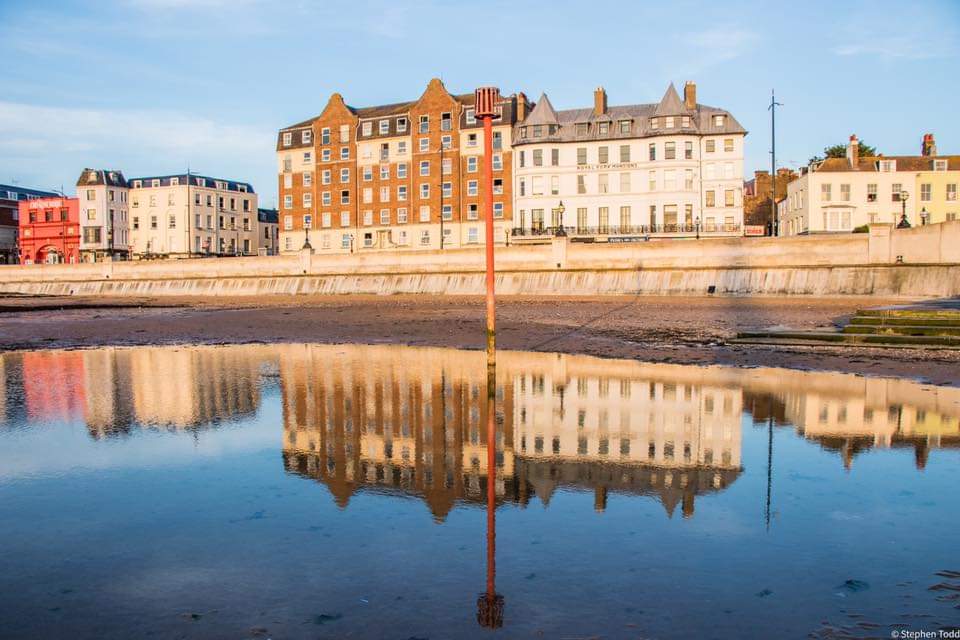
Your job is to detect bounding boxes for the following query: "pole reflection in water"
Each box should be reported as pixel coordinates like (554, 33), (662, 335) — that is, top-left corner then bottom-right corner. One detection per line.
(477, 349), (504, 628)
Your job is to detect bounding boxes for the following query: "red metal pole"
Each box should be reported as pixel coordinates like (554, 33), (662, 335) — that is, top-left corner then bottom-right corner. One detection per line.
(485, 371), (496, 598)
(483, 114), (495, 360)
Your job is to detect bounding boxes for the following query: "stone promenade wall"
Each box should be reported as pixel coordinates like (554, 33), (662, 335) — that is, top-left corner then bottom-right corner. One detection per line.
(0, 223), (957, 297)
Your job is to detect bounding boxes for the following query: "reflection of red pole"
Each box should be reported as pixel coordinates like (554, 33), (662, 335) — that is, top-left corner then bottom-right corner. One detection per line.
(486, 367), (496, 598)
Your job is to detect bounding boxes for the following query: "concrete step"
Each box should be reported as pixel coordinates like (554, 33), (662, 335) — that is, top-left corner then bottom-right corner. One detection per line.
(735, 330), (960, 348)
(849, 316), (960, 328)
(855, 309), (960, 322)
(842, 324), (960, 336)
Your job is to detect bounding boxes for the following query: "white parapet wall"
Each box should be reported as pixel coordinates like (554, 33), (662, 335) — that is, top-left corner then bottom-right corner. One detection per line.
(0, 222), (957, 297)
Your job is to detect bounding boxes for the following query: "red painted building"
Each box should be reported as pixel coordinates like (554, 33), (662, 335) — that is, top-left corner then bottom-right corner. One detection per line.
(18, 197), (80, 264)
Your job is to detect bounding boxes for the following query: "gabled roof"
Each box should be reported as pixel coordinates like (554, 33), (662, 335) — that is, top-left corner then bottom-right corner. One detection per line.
(524, 93), (559, 126)
(653, 82), (688, 117)
(814, 155), (960, 173)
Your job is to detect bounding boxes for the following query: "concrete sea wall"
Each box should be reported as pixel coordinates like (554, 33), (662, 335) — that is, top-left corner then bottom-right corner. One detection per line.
(0, 223), (957, 298)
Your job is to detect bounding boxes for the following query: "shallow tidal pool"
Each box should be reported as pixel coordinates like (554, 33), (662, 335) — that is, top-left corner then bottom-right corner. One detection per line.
(1, 343), (958, 639)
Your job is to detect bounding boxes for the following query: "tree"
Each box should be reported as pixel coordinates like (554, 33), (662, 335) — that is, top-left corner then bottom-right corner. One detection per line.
(809, 140), (878, 165)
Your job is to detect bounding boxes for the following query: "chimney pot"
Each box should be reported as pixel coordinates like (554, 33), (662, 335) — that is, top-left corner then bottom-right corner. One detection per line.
(593, 86), (607, 116)
(922, 133), (937, 157)
(684, 81), (697, 110)
(846, 134), (860, 168)
(516, 92), (528, 121)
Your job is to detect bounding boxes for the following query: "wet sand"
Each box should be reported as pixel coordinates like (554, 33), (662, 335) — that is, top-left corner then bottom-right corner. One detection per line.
(1, 294), (958, 386)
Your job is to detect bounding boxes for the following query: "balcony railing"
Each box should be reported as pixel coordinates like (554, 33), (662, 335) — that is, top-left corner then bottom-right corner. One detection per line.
(511, 223), (742, 237)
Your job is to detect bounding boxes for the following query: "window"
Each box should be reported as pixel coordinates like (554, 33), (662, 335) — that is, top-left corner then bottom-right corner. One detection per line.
(397, 117), (407, 133)
(665, 142), (676, 160)
(340, 146), (349, 160)
(338, 168), (349, 184)
(551, 148), (560, 166)
(577, 175), (586, 194)
(821, 184), (832, 202)
(441, 204), (453, 221)
(723, 162), (734, 179)
(577, 147), (587, 165)
(397, 185), (407, 201)
(598, 173), (609, 194)
(723, 138), (734, 153)
(598, 206), (609, 230)
(934, 159), (948, 171)
(362, 166), (373, 182)
(714, 115), (725, 127)
(301, 130), (311, 144)
(322, 170), (331, 185)
(492, 153), (502, 170)
(341, 190), (350, 204)
(441, 112), (452, 131)
(339, 125), (349, 143)
(920, 183), (932, 202)
(467, 227), (479, 243)
(168, 214), (176, 229)
(619, 145), (630, 163)
(519, 178), (525, 196)
(467, 204), (478, 220)
(419, 206), (430, 222)
(378, 120), (389, 135)
(86, 208), (96, 220)
(598, 121), (609, 135)
(398, 140), (407, 155)
(577, 207), (587, 230)
(467, 133), (478, 147)
(397, 163), (407, 179)
(682, 116), (690, 127)
(468, 181), (478, 196)
(684, 141), (693, 160)
(420, 229), (431, 245)
(650, 118), (659, 130)
(322, 192), (331, 206)
(705, 139), (716, 153)
(648, 170), (656, 191)
(867, 183), (877, 202)
(620, 172), (631, 192)
(442, 182), (452, 198)
(598, 146), (609, 164)
(705, 190), (715, 207)
(362, 210), (373, 226)
(841, 184), (851, 202)
(397, 207), (408, 223)
(419, 137), (429, 152)
(467, 156), (478, 173)
(283, 215), (292, 230)
(420, 160), (430, 176)
(947, 183), (957, 201)
(493, 202), (503, 218)
(322, 212), (331, 228)
(519, 150), (525, 168)
(947, 212), (957, 221)
(340, 211), (350, 227)
(465, 108), (476, 125)
(494, 178), (504, 195)
(283, 132), (292, 146)
(419, 115), (429, 133)
(664, 169), (676, 190)
(533, 149), (543, 166)
(684, 169), (693, 190)
(879, 160), (896, 172)
(420, 183), (430, 199)
(303, 193), (312, 207)
(649, 143), (656, 161)
(284, 195), (293, 209)
(532, 176), (544, 196)
(441, 135), (452, 150)
(442, 158), (452, 175)
(550, 175), (559, 195)
(576, 123), (588, 136)
(321, 149), (331, 161)
(380, 186), (390, 202)
(892, 183), (902, 201)
(619, 206), (631, 228)
(619, 120), (631, 134)
(321, 128), (330, 144)
(724, 189), (735, 207)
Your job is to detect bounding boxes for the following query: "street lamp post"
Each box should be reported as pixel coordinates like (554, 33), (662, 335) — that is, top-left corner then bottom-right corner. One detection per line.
(897, 190), (911, 228)
(552, 200), (566, 236)
(920, 207), (929, 226)
(695, 216), (701, 240)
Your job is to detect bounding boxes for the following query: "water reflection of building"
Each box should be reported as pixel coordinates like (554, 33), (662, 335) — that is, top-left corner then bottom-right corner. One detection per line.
(21, 351), (87, 423)
(279, 345), (743, 519)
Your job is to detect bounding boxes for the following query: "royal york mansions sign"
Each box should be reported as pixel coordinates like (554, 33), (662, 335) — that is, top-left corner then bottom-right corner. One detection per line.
(576, 162), (640, 172)
(27, 198), (66, 209)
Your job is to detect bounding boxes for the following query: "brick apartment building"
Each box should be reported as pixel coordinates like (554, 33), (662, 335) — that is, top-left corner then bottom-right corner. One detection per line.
(18, 196), (81, 264)
(276, 78), (522, 253)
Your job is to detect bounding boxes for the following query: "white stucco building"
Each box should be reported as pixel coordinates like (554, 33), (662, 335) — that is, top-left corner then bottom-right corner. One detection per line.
(511, 83), (746, 241)
(75, 169), (131, 261)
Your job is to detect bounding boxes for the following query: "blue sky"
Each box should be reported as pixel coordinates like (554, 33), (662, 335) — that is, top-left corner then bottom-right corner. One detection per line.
(1, 0), (957, 207)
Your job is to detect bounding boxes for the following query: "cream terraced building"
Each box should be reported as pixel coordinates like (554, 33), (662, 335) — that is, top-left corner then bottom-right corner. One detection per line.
(75, 169), (131, 261)
(512, 83), (746, 240)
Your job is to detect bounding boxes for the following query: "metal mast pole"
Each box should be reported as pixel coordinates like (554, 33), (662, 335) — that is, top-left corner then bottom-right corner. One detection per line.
(768, 90), (782, 236)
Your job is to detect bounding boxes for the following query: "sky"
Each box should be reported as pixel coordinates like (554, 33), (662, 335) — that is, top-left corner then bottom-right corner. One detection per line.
(1, 0), (957, 207)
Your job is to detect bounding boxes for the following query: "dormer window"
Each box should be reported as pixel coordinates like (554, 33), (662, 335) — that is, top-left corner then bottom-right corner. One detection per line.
(682, 116), (690, 127)
(465, 108), (476, 125)
(934, 159), (948, 171)
(170, 177), (179, 186)
(133, 180), (142, 188)
(519, 126), (527, 138)
(362, 121), (373, 136)
(282, 132), (292, 146)
(598, 121), (609, 135)
(618, 120), (631, 134)
(650, 118), (659, 130)
(533, 125), (542, 138)
(379, 120), (389, 135)
(713, 115), (725, 127)
(196, 178), (205, 187)
(397, 117), (408, 133)
(665, 116), (674, 128)
(576, 123), (589, 136)
(87, 171), (97, 182)
(548, 124), (558, 135)
(879, 160), (896, 172)
(151, 179), (160, 188)
(302, 130), (312, 144)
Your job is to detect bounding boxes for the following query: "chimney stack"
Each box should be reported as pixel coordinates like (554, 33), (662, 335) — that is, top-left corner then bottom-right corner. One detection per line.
(846, 134), (859, 168)
(922, 133), (937, 157)
(684, 81), (697, 110)
(516, 92), (528, 121)
(593, 86), (607, 117)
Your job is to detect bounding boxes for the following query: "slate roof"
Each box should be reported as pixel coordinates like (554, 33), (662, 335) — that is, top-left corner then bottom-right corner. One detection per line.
(257, 208), (278, 223)
(0, 184), (60, 201)
(523, 93), (559, 126)
(513, 83), (746, 145)
(76, 168), (128, 188)
(814, 155), (960, 172)
(128, 174), (256, 194)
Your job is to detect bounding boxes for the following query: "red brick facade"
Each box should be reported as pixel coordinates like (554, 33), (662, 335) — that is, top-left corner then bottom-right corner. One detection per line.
(18, 197), (81, 264)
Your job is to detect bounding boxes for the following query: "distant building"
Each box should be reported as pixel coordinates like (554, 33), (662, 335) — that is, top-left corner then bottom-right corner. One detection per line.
(74, 169), (131, 261)
(257, 208), (279, 255)
(780, 134), (959, 235)
(0, 185), (60, 264)
(126, 174), (259, 258)
(743, 168), (797, 231)
(17, 196), (81, 264)
(512, 82), (746, 240)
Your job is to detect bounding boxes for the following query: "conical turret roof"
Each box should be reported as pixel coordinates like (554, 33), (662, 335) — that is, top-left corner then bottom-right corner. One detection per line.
(653, 83), (688, 116)
(524, 93), (560, 126)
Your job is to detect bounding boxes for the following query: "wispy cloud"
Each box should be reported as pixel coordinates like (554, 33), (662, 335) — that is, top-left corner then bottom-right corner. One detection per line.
(833, 35), (957, 60)
(685, 26), (760, 63)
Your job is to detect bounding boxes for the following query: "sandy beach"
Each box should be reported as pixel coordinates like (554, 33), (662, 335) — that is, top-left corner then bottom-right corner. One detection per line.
(1, 294), (958, 385)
